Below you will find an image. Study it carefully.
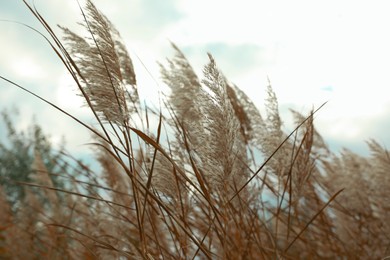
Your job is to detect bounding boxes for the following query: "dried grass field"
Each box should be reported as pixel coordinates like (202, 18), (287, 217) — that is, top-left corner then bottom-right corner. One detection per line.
(1, 1), (389, 259)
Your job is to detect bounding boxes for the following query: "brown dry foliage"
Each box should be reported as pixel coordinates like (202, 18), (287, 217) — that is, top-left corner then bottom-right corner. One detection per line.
(1, 1), (390, 259)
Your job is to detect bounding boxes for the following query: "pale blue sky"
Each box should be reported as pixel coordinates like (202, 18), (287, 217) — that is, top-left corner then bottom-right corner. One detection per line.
(1, 0), (390, 156)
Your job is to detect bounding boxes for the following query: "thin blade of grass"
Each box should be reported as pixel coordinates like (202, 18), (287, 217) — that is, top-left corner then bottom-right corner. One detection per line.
(228, 101), (328, 203)
(284, 188), (344, 253)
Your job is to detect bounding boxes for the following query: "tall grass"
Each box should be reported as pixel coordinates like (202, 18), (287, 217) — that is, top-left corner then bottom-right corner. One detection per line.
(1, 0), (390, 259)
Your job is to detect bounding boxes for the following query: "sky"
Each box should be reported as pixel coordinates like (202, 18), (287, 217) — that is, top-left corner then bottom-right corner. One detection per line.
(1, 0), (390, 158)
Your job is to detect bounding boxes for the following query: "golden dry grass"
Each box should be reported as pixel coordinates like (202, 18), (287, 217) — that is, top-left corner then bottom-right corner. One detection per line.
(1, 1), (390, 259)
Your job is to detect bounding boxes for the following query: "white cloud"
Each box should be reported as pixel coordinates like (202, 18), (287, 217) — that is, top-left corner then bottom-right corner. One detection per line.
(10, 57), (45, 79)
(2, 0), (390, 156)
(56, 72), (85, 111)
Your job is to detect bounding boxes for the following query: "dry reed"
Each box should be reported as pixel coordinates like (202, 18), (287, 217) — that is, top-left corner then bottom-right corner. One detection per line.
(1, 0), (389, 259)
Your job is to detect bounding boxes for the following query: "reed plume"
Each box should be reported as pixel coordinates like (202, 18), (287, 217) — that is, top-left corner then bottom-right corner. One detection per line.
(1, 0), (389, 259)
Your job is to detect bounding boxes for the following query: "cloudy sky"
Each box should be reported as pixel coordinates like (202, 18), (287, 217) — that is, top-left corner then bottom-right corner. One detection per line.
(1, 0), (390, 157)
